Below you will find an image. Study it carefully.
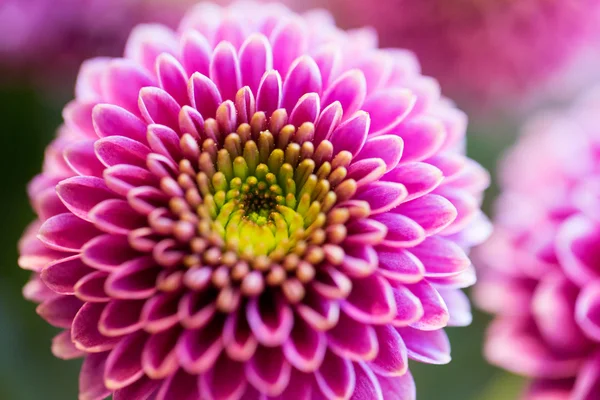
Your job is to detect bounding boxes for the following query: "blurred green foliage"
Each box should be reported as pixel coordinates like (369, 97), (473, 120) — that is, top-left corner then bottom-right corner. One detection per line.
(0, 86), (522, 399)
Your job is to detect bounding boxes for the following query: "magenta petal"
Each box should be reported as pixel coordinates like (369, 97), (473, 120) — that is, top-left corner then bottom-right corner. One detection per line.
(103, 165), (156, 197)
(322, 69), (367, 119)
(105, 256), (160, 300)
(38, 213), (101, 252)
(313, 45), (341, 89)
(312, 266), (353, 299)
(269, 369), (312, 400)
(93, 104), (147, 144)
(156, 369), (200, 400)
(99, 299), (145, 337)
(354, 181), (408, 215)
(79, 352), (111, 400)
(406, 280), (449, 331)
(223, 307), (258, 362)
(270, 19), (307, 78)
(177, 318), (224, 374)
(289, 93), (320, 127)
(56, 176), (115, 221)
(63, 140), (105, 177)
(239, 33), (273, 94)
(411, 236), (470, 277)
(63, 100), (96, 138)
(113, 376), (161, 400)
(256, 70), (282, 116)
(101, 59), (155, 115)
(201, 354), (247, 400)
(42, 255), (93, 294)
(189, 72), (222, 119)
(376, 371), (416, 400)
(344, 219), (387, 247)
(157, 53), (189, 107)
(438, 288), (472, 327)
(142, 291), (182, 333)
(246, 346), (292, 397)
(391, 285), (425, 327)
(76, 58), (109, 100)
(210, 41), (242, 101)
(282, 55), (322, 112)
(283, 316), (327, 372)
(74, 271), (110, 302)
(368, 325), (408, 376)
(572, 352), (600, 399)
(362, 89), (415, 136)
(343, 274), (397, 324)
(351, 362), (383, 400)
(557, 215), (600, 286)
(395, 117), (446, 163)
(354, 135), (404, 172)
(83, 234), (140, 271)
(296, 289), (340, 331)
(327, 311), (378, 361)
(89, 199), (146, 235)
(347, 158), (387, 189)
(315, 350), (355, 400)
(141, 326), (180, 380)
(95, 136), (151, 168)
(37, 295), (83, 328)
(398, 327), (451, 365)
(577, 281), (600, 341)
(180, 30), (211, 77)
(247, 293), (293, 346)
(104, 330), (147, 390)
(393, 194), (457, 235)
(532, 273), (589, 350)
(72, 303), (120, 352)
(373, 212), (425, 248)
(339, 244), (378, 278)
(125, 24), (178, 73)
(138, 87), (181, 131)
(383, 162), (443, 202)
(329, 110), (369, 157)
(377, 247), (425, 284)
(52, 329), (84, 360)
(314, 101), (343, 144)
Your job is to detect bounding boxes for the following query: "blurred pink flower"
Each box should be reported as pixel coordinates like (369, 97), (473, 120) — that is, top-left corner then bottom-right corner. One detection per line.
(0, 0), (190, 82)
(476, 89), (600, 398)
(18, 1), (490, 399)
(330, 0), (600, 112)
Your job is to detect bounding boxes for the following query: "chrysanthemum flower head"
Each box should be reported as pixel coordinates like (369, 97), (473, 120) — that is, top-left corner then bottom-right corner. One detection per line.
(329, 0), (600, 111)
(19, 2), (490, 399)
(476, 88), (600, 399)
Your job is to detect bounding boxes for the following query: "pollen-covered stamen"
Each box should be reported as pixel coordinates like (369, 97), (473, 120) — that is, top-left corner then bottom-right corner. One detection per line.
(164, 101), (361, 305)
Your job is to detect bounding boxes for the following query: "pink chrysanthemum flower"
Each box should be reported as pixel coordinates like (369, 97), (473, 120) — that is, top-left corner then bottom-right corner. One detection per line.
(329, 0), (600, 110)
(0, 0), (190, 81)
(19, 2), (490, 399)
(476, 89), (600, 398)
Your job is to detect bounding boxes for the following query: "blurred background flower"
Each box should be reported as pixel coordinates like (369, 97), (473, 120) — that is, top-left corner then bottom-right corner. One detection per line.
(476, 88), (600, 399)
(325, 0), (600, 117)
(1, 0), (599, 399)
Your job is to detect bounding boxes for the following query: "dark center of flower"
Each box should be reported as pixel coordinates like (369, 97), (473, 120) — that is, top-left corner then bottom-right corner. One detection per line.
(157, 100), (365, 311)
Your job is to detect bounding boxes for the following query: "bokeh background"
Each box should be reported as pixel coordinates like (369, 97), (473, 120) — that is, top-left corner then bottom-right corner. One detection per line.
(1, 0), (597, 398)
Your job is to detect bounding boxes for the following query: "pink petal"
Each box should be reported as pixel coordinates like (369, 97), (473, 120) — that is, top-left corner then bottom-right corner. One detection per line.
(377, 246), (425, 284)
(201, 354), (247, 400)
(270, 19), (307, 78)
(104, 331), (147, 390)
(239, 33), (273, 94)
(314, 101), (343, 144)
(315, 350), (355, 400)
(56, 176), (115, 221)
(322, 70), (366, 119)
(94, 136), (151, 168)
(157, 53), (189, 106)
(103, 165), (156, 197)
(354, 135), (404, 172)
(63, 140), (105, 177)
(289, 93), (320, 127)
(41, 254), (93, 295)
(37, 295), (83, 328)
(180, 30), (211, 78)
(397, 327), (451, 365)
(72, 303), (120, 352)
(189, 72), (222, 119)
(329, 111), (369, 157)
(327, 311), (379, 361)
(177, 318), (224, 374)
(92, 104), (147, 144)
(246, 346), (291, 397)
(101, 59), (155, 115)
(210, 41), (241, 101)
(256, 70), (282, 116)
(373, 212), (425, 248)
(376, 372), (416, 400)
(343, 274), (397, 324)
(383, 162), (444, 202)
(82, 234), (140, 271)
(411, 236), (470, 277)
(124, 24), (178, 73)
(351, 362), (383, 400)
(99, 299), (145, 337)
(79, 352), (111, 400)
(139, 87), (181, 131)
(283, 316), (327, 372)
(557, 215), (600, 287)
(52, 329), (84, 360)
(406, 281), (449, 331)
(105, 256), (160, 300)
(282, 55), (322, 112)
(113, 377), (161, 400)
(354, 181), (408, 215)
(362, 89), (415, 136)
(247, 293), (293, 347)
(142, 325), (181, 379)
(368, 325), (408, 376)
(156, 369), (200, 400)
(395, 117), (446, 163)
(89, 199), (146, 235)
(38, 213), (101, 252)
